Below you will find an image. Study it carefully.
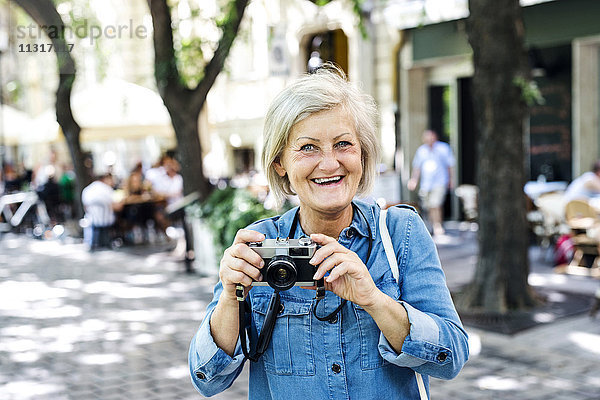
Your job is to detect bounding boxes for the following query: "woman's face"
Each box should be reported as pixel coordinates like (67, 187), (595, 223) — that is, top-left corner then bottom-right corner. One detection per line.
(274, 106), (363, 215)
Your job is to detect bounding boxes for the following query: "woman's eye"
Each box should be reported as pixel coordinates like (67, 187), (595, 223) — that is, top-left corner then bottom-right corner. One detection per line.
(335, 141), (353, 148)
(299, 144), (316, 152)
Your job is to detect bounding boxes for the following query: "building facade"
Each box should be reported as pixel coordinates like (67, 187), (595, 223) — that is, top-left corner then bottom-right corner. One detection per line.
(395, 0), (600, 196)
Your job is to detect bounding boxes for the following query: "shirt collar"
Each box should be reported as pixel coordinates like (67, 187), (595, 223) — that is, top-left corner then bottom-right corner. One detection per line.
(276, 199), (376, 240)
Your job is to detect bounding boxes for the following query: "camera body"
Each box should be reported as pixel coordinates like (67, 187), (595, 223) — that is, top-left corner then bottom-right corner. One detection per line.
(249, 237), (318, 291)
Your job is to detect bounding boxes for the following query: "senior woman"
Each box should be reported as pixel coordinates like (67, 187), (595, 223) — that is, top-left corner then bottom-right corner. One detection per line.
(189, 66), (468, 399)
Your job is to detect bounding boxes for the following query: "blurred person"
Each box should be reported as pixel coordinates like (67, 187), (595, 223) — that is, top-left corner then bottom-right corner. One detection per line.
(2, 163), (23, 194)
(189, 66), (468, 398)
(563, 160), (600, 202)
(307, 51), (323, 73)
(121, 163), (155, 243)
(145, 154), (170, 189)
(81, 173), (123, 250)
(35, 169), (60, 222)
(123, 162), (147, 197)
(407, 129), (455, 237)
(58, 164), (76, 221)
(32, 149), (60, 190)
(152, 158), (183, 206)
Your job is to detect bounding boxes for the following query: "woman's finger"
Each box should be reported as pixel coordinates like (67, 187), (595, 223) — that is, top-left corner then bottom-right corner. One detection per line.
(312, 253), (345, 280)
(310, 233), (337, 246)
(233, 229), (265, 245)
(325, 262), (349, 283)
(225, 270), (254, 288)
(310, 241), (347, 266)
(227, 257), (263, 282)
(230, 242), (265, 269)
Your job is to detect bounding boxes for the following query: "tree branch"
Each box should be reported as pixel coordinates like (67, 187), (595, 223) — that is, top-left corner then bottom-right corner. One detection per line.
(193, 0), (249, 112)
(13, 0), (80, 133)
(147, 0), (183, 98)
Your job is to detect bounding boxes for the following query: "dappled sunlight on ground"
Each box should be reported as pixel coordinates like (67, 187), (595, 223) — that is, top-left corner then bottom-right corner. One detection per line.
(2, 232), (599, 399)
(0, 233), (214, 399)
(568, 331), (600, 355)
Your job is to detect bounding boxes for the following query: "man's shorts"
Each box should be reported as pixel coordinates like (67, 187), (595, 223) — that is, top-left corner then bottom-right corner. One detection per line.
(419, 186), (447, 209)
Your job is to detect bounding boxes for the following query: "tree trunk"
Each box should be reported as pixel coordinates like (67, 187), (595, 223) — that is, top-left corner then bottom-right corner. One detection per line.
(147, 0), (249, 201)
(165, 96), (211, 197)
(15, 0), (92, 219)
(459, 0), (538, 313)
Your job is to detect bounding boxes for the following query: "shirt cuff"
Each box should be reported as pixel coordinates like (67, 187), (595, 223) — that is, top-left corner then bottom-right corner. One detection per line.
(378, 301), (444, 368)
(190, 311), (245, 382)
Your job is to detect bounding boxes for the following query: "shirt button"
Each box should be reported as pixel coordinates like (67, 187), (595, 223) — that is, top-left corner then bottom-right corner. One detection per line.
(331, 363), (341, 373)
(345, 228), (356, 238)
(195, 371), (206, 380)
(436, 352), (448, 362)
(278, 304), (285, 314)
(328, 314), (338, 324)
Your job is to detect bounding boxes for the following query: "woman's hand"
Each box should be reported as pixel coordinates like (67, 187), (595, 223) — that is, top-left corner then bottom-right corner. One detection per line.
(218, 229), (265, 302)
(211, 229), (265, 356)
(309, 233), (382, 308)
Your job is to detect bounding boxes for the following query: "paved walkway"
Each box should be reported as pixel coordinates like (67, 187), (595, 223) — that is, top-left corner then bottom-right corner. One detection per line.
(0, 228), (599, 399)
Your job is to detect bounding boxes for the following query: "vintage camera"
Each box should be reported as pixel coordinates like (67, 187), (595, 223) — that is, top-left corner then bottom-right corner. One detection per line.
(249, 237), (319, 291)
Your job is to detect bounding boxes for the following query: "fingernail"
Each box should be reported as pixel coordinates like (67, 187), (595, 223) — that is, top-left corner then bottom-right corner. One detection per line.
(260, 260), (265, 268)
(313, 272), (319, 280)
(309, 257), (316, 265)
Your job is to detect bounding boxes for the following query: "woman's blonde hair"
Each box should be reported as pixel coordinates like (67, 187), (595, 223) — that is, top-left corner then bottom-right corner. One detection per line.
(261, 64), (380, 206)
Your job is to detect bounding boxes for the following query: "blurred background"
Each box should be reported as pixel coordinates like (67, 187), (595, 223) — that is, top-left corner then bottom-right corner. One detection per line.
(1, 0), (600, 399)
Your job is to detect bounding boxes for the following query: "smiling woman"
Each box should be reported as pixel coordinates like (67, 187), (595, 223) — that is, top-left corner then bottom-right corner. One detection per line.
(189, 65), (469, 399)
(262, 65), (379, 209)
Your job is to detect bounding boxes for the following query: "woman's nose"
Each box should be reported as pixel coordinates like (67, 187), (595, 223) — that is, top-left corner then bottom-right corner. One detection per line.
(319, 150), (340, 171)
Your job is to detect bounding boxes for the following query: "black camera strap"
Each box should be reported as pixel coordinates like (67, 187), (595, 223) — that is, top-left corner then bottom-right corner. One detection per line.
(237, 285), (281, 362)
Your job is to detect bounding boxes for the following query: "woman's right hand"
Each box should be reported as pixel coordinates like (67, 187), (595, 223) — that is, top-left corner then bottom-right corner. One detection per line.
(219, 229), (266, 302)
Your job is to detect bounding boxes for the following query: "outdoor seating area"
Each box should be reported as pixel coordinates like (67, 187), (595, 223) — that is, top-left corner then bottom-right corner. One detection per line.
(456, 180), (600, 281)
(0, 154), (184, 250)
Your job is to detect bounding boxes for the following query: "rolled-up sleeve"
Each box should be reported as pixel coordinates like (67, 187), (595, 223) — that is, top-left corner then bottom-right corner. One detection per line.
(380, 207), (469, 379)
(189, 282), (246, 397)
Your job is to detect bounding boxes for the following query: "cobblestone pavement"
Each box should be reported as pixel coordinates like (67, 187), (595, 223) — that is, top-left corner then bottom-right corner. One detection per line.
(1, 231), (599, 399)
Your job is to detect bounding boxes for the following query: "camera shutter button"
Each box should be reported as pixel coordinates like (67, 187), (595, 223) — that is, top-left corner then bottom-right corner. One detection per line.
(299, 237), (312, 246)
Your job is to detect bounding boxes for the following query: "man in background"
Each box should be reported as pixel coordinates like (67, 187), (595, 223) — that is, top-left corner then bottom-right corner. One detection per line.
(563, 160), (600, 202)
(82, 173), (123, 250)
(408, 129), (455, 237)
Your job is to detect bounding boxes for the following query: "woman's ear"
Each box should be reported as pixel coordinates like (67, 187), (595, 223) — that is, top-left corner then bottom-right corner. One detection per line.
(273, 157), (287, 177)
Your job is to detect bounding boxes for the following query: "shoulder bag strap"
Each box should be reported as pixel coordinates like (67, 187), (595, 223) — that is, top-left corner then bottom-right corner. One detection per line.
(379, 208), (428, 400)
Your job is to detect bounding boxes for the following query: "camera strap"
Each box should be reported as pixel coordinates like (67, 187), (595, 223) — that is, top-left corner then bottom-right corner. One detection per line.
(237, 284), (281, 362)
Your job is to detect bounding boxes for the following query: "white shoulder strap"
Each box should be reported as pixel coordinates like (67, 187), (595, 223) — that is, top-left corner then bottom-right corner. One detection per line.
(379, 209), (399, 282)
(379, 208), (428, 400)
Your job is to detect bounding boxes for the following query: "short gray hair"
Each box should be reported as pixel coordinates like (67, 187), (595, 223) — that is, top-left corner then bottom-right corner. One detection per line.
(261, 64), (380, 206)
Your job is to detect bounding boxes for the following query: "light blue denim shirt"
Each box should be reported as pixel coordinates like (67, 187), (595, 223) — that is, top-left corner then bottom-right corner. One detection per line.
(189, 199), (469, 399)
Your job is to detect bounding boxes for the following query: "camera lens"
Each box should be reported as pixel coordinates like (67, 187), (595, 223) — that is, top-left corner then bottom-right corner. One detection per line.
(265, 255), (297, 291)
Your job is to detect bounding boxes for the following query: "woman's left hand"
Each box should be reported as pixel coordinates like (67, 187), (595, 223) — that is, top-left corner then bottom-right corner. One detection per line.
(308, 233), (381, 308)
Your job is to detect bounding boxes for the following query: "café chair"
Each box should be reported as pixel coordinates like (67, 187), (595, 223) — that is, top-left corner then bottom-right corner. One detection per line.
(563, 199), (600, 276)
(529, 191), (568, 260)
(455, 184), (478, 222)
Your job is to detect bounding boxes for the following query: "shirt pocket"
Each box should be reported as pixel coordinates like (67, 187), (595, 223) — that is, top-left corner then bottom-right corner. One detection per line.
(352, 279), (401, 371)
(251, 294), (315, 376)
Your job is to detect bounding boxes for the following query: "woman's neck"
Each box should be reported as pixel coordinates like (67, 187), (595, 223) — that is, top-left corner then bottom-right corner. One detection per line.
(298, 204), (354, 239)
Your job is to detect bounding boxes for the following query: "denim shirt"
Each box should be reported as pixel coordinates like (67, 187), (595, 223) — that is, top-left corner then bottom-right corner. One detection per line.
(189, 199), (469, 399)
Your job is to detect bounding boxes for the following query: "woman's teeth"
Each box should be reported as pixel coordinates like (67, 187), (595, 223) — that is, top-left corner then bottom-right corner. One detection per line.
(313, 176), (342, 184)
